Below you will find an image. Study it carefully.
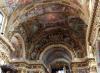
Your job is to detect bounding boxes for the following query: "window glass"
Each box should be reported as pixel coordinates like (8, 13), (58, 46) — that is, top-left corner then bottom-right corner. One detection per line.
(57, 70), (64, 73)
(0, 13), (3, 29)
(0, 59), (5, 65)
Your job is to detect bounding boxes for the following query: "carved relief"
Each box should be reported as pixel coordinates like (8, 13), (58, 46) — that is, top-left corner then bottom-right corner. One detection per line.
(0, 51), (9, 65)
(10, 33), (25, 59)
(0, 37), (12, 65)
(71, 61), (89, 73)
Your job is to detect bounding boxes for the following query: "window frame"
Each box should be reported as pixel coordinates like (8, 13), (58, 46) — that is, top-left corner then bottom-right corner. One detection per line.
(0, 12), (4, 30)
(0, 9), (7, 34)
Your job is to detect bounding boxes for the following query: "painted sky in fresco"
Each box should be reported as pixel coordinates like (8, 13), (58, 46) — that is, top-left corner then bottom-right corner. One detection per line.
(2, 0), (32, 14)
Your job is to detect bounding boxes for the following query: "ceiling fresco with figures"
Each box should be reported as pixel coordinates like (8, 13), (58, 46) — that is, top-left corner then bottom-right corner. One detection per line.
(0, 0), (96, 62)
(25, 17), (87, 60)
(0, 0), (95, 17)
(20, 2), (88, 60)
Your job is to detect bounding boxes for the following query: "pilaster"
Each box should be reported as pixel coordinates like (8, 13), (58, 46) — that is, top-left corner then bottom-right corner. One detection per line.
(88, 58), (97, 73)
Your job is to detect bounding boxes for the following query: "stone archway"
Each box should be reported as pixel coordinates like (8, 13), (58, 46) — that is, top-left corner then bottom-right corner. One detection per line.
(39, 44), (73, 73)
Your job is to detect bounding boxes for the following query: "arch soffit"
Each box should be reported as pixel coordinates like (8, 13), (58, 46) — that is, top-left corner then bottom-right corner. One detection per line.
(7, 0), (88, 28)
(39, 44), (75, 62)
(11, 33), (25, 49)
(50, 58), (71, 65)
(87, 0), (99, 46)
(21, 2), (86, 23)
(6, 1), (88, 44)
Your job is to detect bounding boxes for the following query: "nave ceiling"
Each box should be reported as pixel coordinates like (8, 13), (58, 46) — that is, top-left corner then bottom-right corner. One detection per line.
(0, 0), (97, 67)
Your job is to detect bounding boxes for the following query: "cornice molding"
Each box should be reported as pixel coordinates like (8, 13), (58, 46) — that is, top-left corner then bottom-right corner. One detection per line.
(0, 34), (15, 51)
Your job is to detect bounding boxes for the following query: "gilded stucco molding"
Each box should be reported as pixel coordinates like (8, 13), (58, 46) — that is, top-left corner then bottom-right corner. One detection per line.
(10, 60), (47, 73)
(0, 34), (15, 64)
(89, 0), (100, 46)
(0, 34), (15, 51)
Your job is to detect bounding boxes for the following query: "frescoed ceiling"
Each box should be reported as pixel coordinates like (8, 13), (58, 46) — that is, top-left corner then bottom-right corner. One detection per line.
(20, 2), (88, 60)
(0, 0), (95, 17)
(1, 0), (96, 61)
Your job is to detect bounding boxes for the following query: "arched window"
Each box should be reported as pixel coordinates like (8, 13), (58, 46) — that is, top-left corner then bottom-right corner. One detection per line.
(0, 12), (3, 31)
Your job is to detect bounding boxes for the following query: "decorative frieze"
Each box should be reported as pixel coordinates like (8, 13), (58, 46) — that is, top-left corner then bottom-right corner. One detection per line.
(10, 61), (47, 73)
(71, 58), (97, 73)
(0, 51), (9, 65)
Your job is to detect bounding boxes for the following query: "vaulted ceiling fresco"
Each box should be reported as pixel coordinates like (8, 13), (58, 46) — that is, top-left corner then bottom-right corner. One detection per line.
(0, 0), (94, 18)
(19, 2), (88, 60)
(0, 0), (96, 65)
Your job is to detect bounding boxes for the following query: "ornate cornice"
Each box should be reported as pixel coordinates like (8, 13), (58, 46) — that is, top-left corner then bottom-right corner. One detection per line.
(0, 34), (15, 51)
